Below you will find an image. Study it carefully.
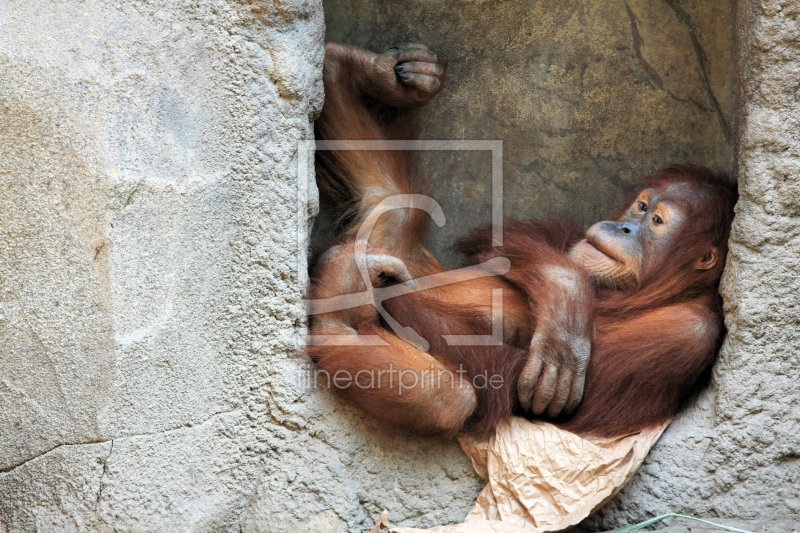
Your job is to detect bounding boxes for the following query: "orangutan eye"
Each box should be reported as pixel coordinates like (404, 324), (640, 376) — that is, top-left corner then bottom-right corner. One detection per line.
(638, 201), (648, 212)
(652, 214), (664, 225)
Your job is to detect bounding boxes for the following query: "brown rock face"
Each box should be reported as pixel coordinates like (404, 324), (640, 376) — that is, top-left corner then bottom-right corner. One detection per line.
(318, 0), (733, 266)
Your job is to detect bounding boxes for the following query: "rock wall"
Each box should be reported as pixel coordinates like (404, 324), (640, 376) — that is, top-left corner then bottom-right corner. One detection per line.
(587, 0), (800, 528)
(319, 0), (799, 530)
(315, 0), (800, 531)
(0, 2), (479, 531)
(318, 0), (733, 267)
(1, 0), (797, 532)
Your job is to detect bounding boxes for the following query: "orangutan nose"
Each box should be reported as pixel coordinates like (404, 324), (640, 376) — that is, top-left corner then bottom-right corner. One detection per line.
(593, 221), (638, 238)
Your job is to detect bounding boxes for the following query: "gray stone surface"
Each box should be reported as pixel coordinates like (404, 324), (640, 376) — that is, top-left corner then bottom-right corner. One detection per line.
(319, 0), (799, 530)
(609, 518), (799, 532)
(0, 1), (478, 531)
(319, 0), (733, 267)
(1, 0), (798, 532)
(582, 0), (800, 529)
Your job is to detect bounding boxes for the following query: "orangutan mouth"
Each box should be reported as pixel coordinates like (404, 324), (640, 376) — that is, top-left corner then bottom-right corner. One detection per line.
(584, 237), (623, 264)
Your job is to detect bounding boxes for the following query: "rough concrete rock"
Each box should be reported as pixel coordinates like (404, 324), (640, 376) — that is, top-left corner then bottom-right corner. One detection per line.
(319, 0), (733, 266)
(0, 1), (477, 531)
(606, 517), (799, 532)
(320, 0), (799, 530)
(583, 0), (800, 529)
(1, 0), (798, 531)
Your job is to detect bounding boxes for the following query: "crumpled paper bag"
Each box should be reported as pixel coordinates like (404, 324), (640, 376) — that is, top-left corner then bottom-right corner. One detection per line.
(386, 417), (670, 533)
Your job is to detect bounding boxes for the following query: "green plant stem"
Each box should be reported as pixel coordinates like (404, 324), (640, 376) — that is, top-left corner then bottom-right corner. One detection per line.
(613, 513), (755, 533)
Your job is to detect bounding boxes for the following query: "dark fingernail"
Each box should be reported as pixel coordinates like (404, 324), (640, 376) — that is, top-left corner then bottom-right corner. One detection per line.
(394, 64), (404, 72)
(398, 72), (409, 80)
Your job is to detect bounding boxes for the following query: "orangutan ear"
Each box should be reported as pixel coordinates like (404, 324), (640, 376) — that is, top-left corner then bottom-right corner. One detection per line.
(695, 247), (718, 270)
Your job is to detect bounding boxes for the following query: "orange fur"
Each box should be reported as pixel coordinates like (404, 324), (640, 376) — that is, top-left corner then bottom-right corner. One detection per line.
(307, 43), (736, 438)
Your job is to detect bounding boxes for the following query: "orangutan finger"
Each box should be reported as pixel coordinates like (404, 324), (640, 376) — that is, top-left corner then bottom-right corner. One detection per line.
(531, 363), (559, 416)
(396, 72), (441, 94)
(394, 42), (428, 50)
(546, 369), (574, 418)
(386, 45), (437, 65)
(395, 61), (443, 78)
(564, 372), (586, 415)
(517, 355), (544, 413)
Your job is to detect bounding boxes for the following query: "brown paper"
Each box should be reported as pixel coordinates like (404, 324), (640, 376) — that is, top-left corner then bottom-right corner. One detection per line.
(381, 417), (669, 533)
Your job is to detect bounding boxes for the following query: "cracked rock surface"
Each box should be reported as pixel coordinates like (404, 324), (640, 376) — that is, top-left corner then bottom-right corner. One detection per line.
(321, 0), (799, 529)
(2, 0), (798, 532)
(0, 1), (477, 531)
(584, 0), (800, 528)
(318, 0), (734, 267)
